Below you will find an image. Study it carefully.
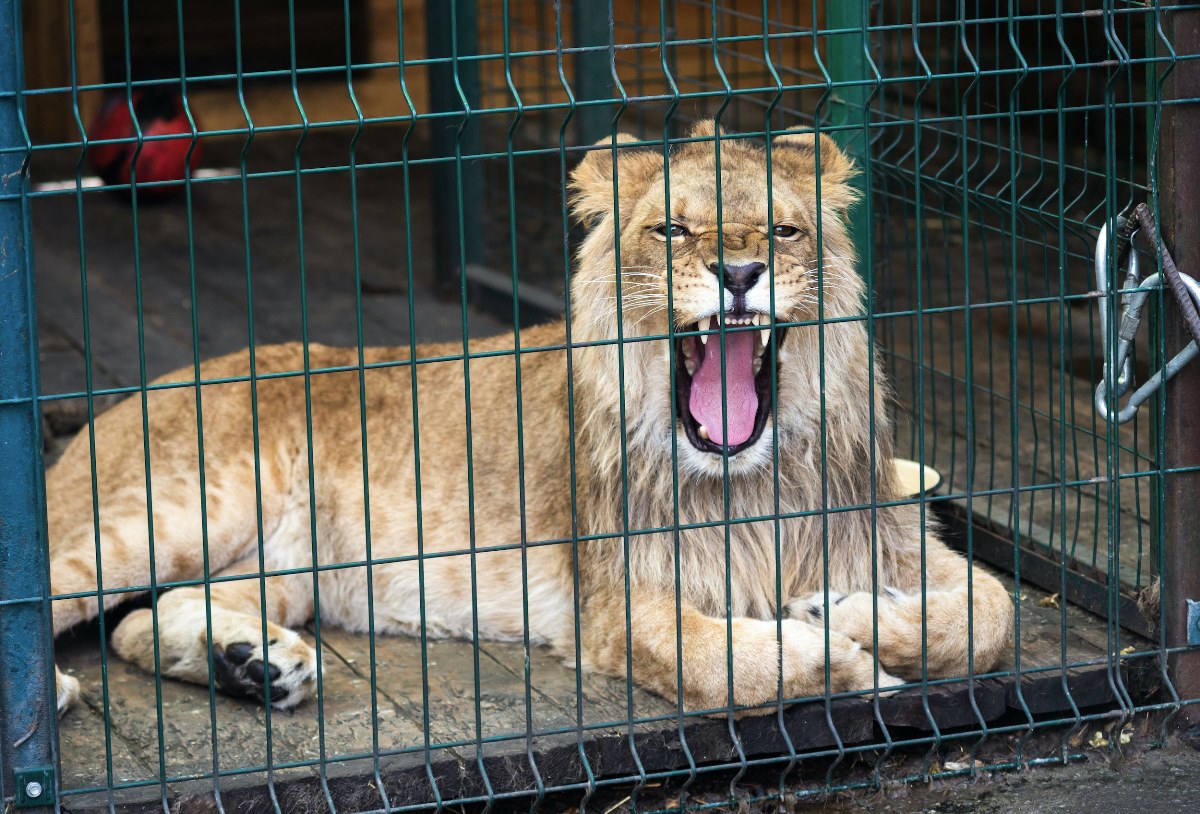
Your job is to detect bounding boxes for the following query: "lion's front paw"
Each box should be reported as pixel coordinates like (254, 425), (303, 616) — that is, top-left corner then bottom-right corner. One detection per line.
(212, 630), (316, 710)
(56, 666), (81, 716)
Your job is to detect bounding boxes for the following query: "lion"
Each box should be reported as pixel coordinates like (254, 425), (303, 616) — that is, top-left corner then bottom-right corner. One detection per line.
(49, 123), (1012, 716)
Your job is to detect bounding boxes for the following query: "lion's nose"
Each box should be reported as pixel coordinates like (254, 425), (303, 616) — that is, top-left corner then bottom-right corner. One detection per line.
(706, 261), (766, 295)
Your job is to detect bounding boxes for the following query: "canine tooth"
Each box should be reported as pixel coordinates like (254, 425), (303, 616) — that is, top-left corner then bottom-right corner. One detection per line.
(760, 325), (770, 346)
(685, 358), (697, 375)
(698, 424), (710, 440)
(752, 358), (763, 375)
(699, 331), (708, 346)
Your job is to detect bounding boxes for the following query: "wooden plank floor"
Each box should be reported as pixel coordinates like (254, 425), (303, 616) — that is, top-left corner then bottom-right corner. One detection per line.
(53, 570), (1154, 813)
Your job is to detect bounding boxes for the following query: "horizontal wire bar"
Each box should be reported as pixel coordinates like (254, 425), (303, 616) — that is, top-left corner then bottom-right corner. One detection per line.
(8, 465), (1192, 613)
(9, 283), (1157, 406)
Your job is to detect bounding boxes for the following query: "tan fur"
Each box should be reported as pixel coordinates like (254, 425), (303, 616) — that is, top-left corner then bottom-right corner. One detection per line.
(48, 124), (1012, 715)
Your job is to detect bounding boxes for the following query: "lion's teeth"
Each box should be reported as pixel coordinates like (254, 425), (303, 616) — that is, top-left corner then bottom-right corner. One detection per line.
(684, 358), (697, 375)
(752, 358), (763, 376)
(698, 424), (710, 441)
(698, 331), (708, 346)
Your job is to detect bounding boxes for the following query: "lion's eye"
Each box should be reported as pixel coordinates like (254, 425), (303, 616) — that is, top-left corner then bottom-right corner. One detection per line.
(773, 224), (801, 239)
(654, 223), (689, 239)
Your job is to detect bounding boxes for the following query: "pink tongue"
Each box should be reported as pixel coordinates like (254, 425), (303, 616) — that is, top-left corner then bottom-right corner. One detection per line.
(689, 329), (759, 446)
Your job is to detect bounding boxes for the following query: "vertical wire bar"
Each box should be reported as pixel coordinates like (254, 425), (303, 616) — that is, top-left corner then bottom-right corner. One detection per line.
(704, 9), (750, 800)
(758, 4), (799, 800)
(859, 2), (898, 788)
(395, 3), (447, 807)
(550, 5), (597, 809)
(1100, 11), (1129, 715)
(1052, 0), (1085, 759)
(656, 4), (698, 806)
(604, 6), (650, 802)
(808, 20), (848, 793)
(1099, 1), (1136, 726)
(118, 2), (171, 805)
(447, 0), (493, 804)
(908, 2), (942, 767)
(1146, 0), (1186, 736)
(65, 0), (119, 807)
(283, 2), (335, 808)
(342, 2), (391, 808)
(931, 0), (958, 494)
(980, 1), (1001, 525)
(427, 0), (484, 299)
(957, 0), (989, 771)
(231, 3), (283, 808)
(499, 6), (547, 810)
(1004, 1), (1035, 757)
(0, 0), (57, 806)
(171, 4), (225, 807)
(1082, 10), (1101, 573)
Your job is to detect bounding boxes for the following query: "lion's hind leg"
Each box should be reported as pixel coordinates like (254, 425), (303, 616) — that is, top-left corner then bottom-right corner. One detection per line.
(111, 557), (318, 709)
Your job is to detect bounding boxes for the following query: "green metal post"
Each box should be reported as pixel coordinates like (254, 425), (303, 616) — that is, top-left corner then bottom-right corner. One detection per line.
(572, 1), (614, 145)
(824, 0), (873, 275)
(0, 0), (57, 810)
(426, 0), (486, 298)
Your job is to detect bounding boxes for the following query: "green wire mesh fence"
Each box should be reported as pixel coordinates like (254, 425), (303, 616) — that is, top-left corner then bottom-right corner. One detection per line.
(2, 1), (1199, 812)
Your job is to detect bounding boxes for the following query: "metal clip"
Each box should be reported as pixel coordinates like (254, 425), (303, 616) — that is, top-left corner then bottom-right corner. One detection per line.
(13, 767), (55, 809)
(1094, 220), (1200, 424)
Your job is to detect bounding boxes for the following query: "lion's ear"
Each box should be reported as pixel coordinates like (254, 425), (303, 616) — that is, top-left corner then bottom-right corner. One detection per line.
(569, 134), (663, 228)
(771, 131), (858, 212)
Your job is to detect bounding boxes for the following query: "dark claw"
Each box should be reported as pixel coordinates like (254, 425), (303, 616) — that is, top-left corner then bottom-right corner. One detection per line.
(211, 642), (295, 705)
(212, 648), (256, 701)
(246, 660), (282, 684)
(225, 642), (255, 665)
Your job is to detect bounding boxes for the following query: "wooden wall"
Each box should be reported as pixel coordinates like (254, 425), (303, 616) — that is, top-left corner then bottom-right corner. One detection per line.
(22, 1), (818, 145)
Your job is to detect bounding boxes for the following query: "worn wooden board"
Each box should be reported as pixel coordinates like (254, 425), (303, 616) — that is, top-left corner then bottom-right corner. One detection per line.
(53, 565), (1153, 813)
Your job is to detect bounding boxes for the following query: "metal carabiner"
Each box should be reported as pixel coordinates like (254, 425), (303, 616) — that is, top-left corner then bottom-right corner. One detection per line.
(1094, 220), (1200, 424)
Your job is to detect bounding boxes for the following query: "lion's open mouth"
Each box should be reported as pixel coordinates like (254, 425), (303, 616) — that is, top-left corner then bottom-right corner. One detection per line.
(675, 313), (784, 456)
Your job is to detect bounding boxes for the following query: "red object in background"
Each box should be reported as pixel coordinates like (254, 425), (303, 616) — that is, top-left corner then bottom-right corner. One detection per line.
(89, 90), (202, 195)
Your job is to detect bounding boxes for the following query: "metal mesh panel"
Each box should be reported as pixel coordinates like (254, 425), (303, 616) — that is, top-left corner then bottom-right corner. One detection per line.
(1, 1), (1199, 813)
